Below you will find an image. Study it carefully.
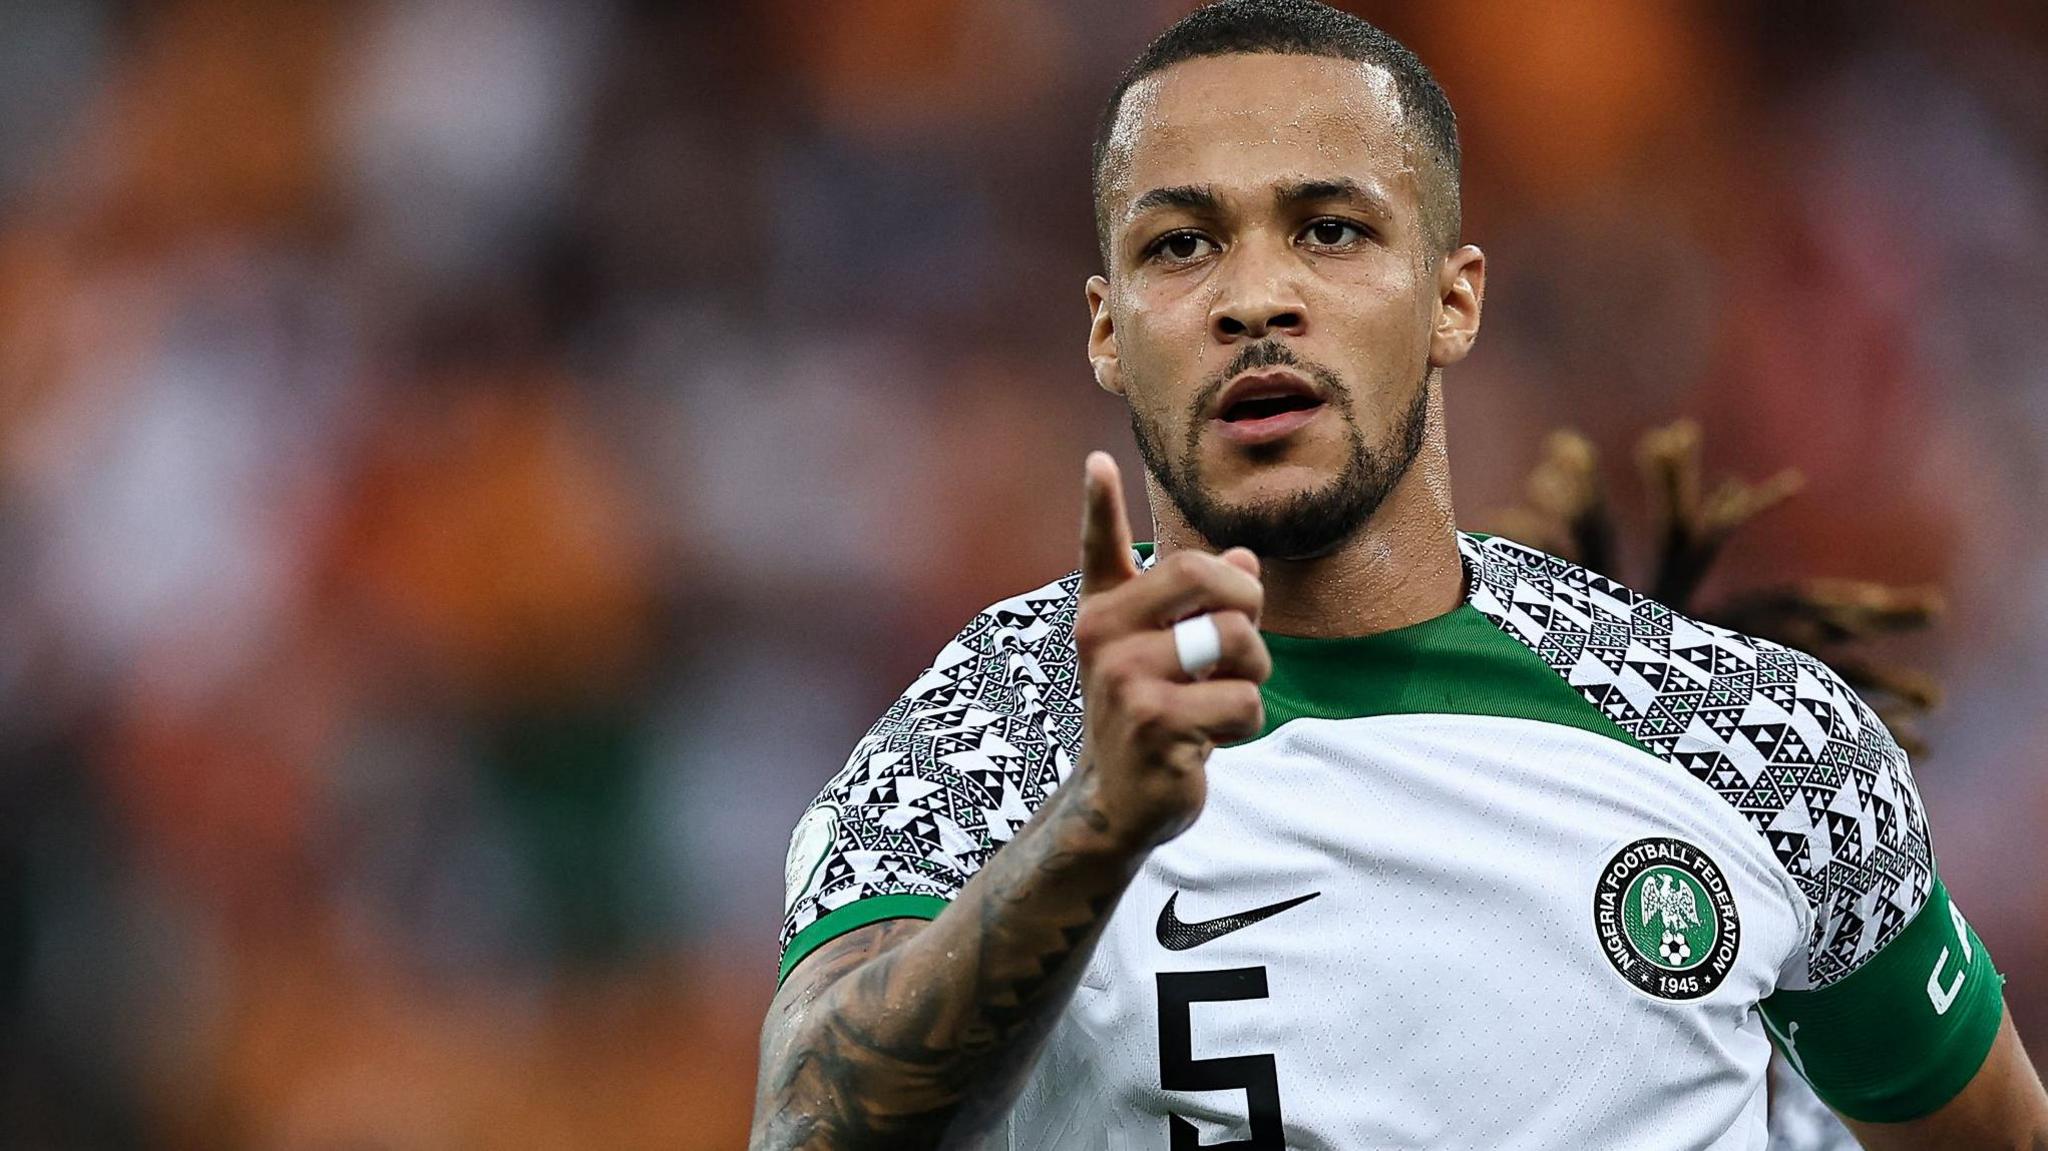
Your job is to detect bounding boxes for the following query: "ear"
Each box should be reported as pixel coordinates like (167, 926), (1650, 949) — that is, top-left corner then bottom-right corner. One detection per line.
(1428, 244), (1486, 369)
(1085, 274), (1123, 396)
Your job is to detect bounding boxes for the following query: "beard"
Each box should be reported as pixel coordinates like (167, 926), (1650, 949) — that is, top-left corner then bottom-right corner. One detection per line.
(1129, 341), (1431, 560)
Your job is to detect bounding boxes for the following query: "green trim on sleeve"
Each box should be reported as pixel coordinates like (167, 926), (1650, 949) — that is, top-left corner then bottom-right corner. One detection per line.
(1760, 880), (2005, 1123)
(778, 894), (950, 985)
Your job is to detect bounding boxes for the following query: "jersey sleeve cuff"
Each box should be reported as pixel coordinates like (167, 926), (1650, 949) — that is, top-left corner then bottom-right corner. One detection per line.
(1760, 879), (2004, 1123)
(778, 893), (951, 985)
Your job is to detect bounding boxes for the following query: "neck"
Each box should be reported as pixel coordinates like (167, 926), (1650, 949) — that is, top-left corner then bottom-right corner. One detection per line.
(1147, 387), (1464, 639)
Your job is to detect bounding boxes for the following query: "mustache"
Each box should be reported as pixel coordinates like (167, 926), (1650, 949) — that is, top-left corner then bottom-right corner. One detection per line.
(1189, 340), (1350, 420)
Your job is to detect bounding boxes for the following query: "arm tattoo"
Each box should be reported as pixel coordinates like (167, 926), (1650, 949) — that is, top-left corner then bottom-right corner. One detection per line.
(750, 777), (1137, 1150)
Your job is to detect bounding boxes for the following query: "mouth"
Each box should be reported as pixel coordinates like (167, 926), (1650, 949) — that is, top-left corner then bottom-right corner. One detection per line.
(1210, 369), (1329, 445)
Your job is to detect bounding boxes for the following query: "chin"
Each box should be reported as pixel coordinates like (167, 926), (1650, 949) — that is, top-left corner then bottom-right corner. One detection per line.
(1206, 458), (1343, 505)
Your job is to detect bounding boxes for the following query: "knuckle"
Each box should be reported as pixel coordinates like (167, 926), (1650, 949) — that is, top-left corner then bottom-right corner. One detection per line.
(1215, 613), (1272, 676)
(1215, 610), (1256, 647)
(1232, 681), (1264, 714)
(1097, 650), (1136, 694)
(1154, 551), (1200, 584)
(1096, 643), (1155, 698)
(1092, 658), (1128, 703)
(1149, 552), (1265, 611)
(1073, 620), (1101, 656)
(1224, 566), (1263, 608)
(1121, 682), (1166, 730)
(1191, 557), (1257, 606)
(1073, 606), (1115, 654)
(1246, 635), (1274, 680)
(1224, 685), (1264, 732)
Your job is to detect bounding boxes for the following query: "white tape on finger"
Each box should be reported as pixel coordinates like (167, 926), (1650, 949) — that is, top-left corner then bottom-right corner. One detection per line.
(1172, 613), (1223, 679)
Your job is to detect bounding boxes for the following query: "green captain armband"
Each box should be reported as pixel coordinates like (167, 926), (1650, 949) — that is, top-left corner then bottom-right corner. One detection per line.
(1760, 880), (2005, 1123)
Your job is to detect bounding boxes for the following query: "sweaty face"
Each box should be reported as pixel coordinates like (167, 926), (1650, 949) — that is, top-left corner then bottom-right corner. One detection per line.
(1091, 54), (1444, 559)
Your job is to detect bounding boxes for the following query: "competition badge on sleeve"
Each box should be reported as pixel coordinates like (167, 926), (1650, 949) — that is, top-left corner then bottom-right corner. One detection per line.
(784, 803), (840, 913)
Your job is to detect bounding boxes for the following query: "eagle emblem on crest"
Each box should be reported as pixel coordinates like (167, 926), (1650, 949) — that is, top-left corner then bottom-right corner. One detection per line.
(1639, 872), (1702, 932)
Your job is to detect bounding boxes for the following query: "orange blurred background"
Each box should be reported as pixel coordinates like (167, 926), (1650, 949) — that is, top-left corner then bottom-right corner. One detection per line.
(3, 1), (2046, 1146)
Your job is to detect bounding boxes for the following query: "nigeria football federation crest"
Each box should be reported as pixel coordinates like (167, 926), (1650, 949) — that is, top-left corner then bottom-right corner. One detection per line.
(1594, 837), (1740, 1000)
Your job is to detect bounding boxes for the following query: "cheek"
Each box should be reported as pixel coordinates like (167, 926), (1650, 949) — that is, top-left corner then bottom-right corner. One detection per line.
(1116, 291), (1219, 399)
(1122, 277), (1212, 347)
(1320, 269), (1436, 357)
(1315, 285), (1437, 430)
(1314, 254), (1426, 316)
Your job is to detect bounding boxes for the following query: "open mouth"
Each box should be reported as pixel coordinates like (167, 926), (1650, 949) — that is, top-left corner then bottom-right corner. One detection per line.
(1210, 369), (1329, 445)
(1222, 392), (1324, 423)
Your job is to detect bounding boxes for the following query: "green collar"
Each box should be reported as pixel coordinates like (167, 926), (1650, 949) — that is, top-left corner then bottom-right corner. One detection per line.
(1129, 538), (1640, 748)
(1251, 602), (1643, 748)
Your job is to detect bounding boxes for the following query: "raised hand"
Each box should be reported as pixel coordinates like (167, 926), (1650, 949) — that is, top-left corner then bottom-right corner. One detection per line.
(751, 454), (1277, 1151)
(1072, 452), (1272, 850)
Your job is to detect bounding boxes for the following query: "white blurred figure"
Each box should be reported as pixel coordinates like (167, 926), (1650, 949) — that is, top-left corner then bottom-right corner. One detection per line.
(334, 0), (616, 292)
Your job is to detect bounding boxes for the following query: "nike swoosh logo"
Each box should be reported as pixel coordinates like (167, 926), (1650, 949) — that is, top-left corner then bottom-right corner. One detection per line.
(1155, 890), (1320, 951)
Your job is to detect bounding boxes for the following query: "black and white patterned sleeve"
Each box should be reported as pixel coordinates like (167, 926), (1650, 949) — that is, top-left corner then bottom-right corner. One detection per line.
(1760, 644), (1935, 991)
(1460, 533), (1936, 989)
(776, 572), (1085, 982)
(1464, 533), (1993, 1119)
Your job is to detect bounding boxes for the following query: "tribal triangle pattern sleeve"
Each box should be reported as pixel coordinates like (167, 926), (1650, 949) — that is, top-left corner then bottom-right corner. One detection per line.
(777, 572), (1086, 984)
(1462, 534), (2006, 1124)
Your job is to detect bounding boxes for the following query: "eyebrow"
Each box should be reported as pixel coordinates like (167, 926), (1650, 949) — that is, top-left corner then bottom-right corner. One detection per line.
(1273, 177), (1392, 218)
(1126, 177), (1393, 222)
(1127, 184), (1221, 218)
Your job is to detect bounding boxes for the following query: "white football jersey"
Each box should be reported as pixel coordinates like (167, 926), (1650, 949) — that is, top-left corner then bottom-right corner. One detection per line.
(779, 534), (2003, 1149)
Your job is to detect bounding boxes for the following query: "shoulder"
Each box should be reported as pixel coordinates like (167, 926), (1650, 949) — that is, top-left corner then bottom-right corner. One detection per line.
(1459, 533), (1935, 987)
(899, 569), (1085, 724)
(830, 565), (1087, 821)
(777, 568), (1087, 967)
(1459, 532), (1906, 797)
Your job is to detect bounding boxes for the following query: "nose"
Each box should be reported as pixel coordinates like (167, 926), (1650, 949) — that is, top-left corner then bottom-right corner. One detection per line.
(1208, 249), (1307, 343)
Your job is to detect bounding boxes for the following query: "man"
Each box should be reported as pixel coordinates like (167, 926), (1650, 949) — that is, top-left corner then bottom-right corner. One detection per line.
(750, 2), (2048, 1147)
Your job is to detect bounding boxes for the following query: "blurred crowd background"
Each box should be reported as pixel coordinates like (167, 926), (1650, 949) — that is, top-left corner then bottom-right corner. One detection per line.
(1, 0), (2045, 1146)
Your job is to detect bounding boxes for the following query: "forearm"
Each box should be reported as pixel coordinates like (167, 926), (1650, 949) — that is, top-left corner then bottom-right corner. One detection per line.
(754, 466), (1265, 1148)
(751, 771), (1144, 1150)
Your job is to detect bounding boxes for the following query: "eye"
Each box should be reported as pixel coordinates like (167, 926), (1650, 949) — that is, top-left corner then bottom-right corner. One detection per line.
(1301, 218), (1368, 250)
(1147, 230), (1218, 264)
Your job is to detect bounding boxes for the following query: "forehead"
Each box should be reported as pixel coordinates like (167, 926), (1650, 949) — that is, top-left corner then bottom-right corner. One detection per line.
(1103, 53), (1416, 218)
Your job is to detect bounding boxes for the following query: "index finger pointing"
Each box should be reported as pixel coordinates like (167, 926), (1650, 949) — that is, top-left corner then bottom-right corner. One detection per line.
(1079, 451), (1138, 597)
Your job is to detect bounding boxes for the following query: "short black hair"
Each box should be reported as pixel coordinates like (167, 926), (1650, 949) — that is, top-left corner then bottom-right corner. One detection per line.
(1091, 0), (1462, 268)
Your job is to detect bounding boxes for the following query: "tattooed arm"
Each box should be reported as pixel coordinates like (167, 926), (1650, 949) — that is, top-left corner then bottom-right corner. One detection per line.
(749, 456), (1271, 1150)
(750, 770), (1143, 1148)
